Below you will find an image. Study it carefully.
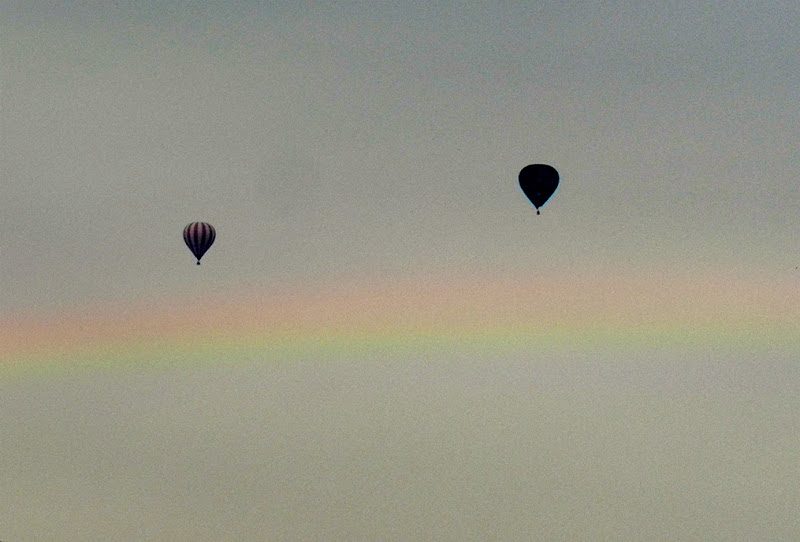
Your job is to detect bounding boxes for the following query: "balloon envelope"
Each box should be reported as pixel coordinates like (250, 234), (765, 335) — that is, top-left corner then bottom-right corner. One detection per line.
(183, 222), (216, 264)
(519, 164), (559, 214)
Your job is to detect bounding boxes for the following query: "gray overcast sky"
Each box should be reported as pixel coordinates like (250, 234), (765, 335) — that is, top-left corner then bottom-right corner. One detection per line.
(3, 2), (800, 540)
(3, 0), (799, 310)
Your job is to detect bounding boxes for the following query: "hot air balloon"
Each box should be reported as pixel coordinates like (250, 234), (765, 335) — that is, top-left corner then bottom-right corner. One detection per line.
(183, 222), (216, 265)
(519, 164), (559, 215)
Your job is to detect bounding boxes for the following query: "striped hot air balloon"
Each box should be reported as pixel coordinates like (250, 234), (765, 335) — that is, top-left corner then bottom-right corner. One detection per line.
(183, 222), (216, 265)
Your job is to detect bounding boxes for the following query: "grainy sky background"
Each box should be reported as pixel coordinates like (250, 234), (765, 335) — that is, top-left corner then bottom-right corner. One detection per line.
(2, 1), (800, 540)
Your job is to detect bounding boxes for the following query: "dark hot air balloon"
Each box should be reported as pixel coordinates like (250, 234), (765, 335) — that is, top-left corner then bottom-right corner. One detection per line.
(183, 222), (216, 265)
(519, 164), (559, 215)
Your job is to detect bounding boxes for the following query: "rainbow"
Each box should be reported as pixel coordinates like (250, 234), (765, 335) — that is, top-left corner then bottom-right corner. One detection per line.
(4, 268), (799, 378)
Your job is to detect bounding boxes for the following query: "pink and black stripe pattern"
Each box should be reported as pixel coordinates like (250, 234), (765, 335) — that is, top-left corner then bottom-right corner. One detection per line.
(183, 222), (216, 265)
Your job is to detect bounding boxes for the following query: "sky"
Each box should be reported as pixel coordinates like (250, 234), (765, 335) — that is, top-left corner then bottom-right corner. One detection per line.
(2, 1), (800, 540)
